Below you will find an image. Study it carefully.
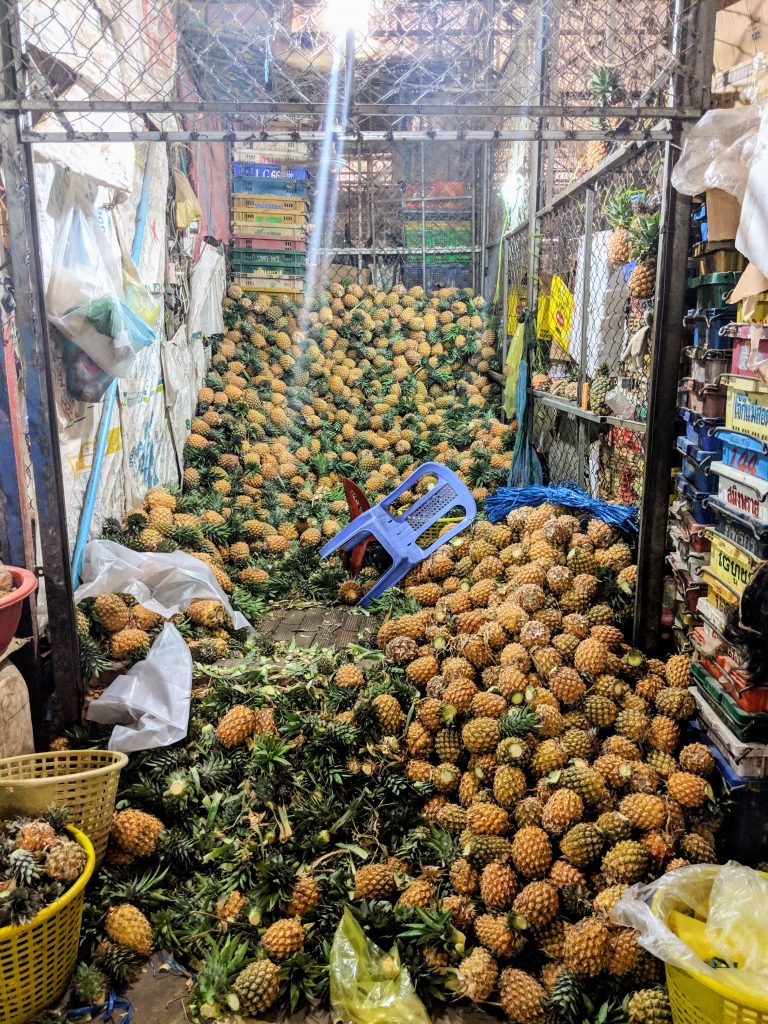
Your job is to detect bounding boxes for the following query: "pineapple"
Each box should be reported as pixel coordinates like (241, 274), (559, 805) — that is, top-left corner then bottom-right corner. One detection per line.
(627, 989), (673, 1024)
(111, 809), (165, 857)
(510, 826), (552, 878)
(627, 212), (660, 299)
(606, 188), (634, 265)
(454, 947), (498, 1001)
(233, 960), (281, 1014)
(354, 864), (396, 900)
(563, 915), (609, 976)
(584, 67), (620, 169)
(261, 918), (305, 959)
(45, 840), (87, 882)
(479, 860), (518, 909)
(498, 968), (546, 1024)
(216, 705), (257, 748)
(105, 904), (153, 956)
(589, 364), (613, 415)
(474, 914), (524, 957)
(92, 594), (130, 633)
(511, 880), (559, 929)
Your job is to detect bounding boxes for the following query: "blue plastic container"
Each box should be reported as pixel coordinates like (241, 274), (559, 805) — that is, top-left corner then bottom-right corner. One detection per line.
(714, 428), (768, 483)
(232, 162), (310, 180)
(232, 176), (308, 196)
(692, 202), (708, 243)
(403, 262), (471, 289)
(706, 495), (768, 560)
(684, 308), (738, 349)
(676, 475), (716, 523)
(707, 739), (768, 864)
(679, 408), (724, 453)
(677, 437), (718, 492)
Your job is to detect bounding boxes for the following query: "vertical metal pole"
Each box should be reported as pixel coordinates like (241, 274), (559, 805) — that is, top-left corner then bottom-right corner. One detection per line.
(633, 0), (716, 650)
(0, 121), (83, 723)
(577, 189), (595, 491)
(480, 141), (490, 286)
(420, 142), (427, 288)
(368, 154), (376, 286)
(501, 238), (510, 367)
(471, 148), (478, 293)
(0, 317), (27, 568)
(526, 3), (548, 311)
(356, 140), (363, 282)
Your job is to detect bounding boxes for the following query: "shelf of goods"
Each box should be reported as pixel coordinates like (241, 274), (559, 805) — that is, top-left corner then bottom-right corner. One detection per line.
(230, 143), (310, 297)
(402, 184), (472, 290)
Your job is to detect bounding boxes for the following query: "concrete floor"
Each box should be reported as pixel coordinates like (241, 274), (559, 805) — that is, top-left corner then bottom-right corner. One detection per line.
(259, 604), (378, 649)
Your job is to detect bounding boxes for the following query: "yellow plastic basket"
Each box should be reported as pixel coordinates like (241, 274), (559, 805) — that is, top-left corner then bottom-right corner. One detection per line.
(421, 515), (463, 545)
(0, 750), (128, 868)
(0, 825), (95, 1024)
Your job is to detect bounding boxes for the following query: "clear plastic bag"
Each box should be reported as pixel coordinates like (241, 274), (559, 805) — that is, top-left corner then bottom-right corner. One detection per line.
(330, 908), (431, 1024)
(46, 177), (154, 377)
(672, 102), (767, 203)
(707, 862), (768, 978)
(86, 622), (192, 752)
(75, 539), (253, 630)
(612, 863), (768, 995)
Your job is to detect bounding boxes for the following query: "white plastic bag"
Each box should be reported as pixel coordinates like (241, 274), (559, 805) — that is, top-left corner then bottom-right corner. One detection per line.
(672, 102), (767, 204)
(75, 540), (252, 630)
(46, 176), (154, 377)
(86, 623), (192, 752)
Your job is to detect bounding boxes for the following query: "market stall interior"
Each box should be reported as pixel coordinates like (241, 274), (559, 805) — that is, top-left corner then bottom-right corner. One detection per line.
(5, 0), (768, 1022)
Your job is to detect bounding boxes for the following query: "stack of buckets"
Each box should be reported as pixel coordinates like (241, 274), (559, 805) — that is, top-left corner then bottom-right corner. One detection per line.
(674, 193), (768, 863)
(230, 140), (310, 299)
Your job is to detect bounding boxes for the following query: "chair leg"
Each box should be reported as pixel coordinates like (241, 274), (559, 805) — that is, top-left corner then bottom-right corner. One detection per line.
(357, 559), (409, 608)
(320, 519), (374, 559)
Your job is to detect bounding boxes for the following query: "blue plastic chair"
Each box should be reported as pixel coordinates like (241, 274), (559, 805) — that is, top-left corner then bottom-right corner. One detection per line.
(320, 462), (477, 607)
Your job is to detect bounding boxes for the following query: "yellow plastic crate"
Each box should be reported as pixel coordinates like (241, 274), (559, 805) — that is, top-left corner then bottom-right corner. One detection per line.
(233, 195), (307, 214)
(232, 272), (303, 295)
(724, 375), (768, 444)
(232, 221), (307, 240)
(701, 566), (741, 615)
(705, 529), (763, 595)
(232, 208), (307, 227)
(0, 826), (95, 1024)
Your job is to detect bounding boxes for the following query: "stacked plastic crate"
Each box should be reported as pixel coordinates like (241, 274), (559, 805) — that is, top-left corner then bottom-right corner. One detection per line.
(671, 195), (768, 859)
(230, 140), (310, 299)
(402, 183), (472, 290)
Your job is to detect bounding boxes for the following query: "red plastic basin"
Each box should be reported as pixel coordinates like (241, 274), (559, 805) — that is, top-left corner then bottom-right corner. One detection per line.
(0, 568), (37, 653)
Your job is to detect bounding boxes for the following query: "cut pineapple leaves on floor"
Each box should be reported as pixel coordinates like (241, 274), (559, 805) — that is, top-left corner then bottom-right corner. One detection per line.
(65, 283), (714, 1022)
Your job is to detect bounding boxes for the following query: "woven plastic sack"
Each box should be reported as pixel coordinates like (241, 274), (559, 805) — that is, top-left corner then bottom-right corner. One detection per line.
(330, 908), (430, 1024)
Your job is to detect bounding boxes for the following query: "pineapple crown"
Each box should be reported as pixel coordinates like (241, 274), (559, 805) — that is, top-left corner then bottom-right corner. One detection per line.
(588, 67), (621, 106)
(628, 212), (660, 263)
(604, 188), (635, 230)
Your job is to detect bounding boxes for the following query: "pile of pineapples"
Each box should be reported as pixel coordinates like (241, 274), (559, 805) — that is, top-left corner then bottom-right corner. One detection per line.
(0, 807), (88, 927)
(76, 589), (246, 679)
(69, 504), (718, 1023)
(92, 282), (514, 645)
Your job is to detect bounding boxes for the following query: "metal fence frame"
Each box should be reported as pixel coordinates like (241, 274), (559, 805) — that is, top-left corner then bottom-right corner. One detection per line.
(0, 0), (718, 722)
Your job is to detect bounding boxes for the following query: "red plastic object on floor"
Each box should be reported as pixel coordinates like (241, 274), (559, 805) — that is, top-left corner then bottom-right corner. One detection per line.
(341, 478), (374, 577)
(0, 567), (37, 653)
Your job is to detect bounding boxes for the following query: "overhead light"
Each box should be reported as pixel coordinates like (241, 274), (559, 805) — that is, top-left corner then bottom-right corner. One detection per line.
(325, 0), (369, 38)
(501, 165), (527, 215)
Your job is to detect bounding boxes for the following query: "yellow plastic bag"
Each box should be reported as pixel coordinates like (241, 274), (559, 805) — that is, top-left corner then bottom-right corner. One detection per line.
(330, 908), (431, 1024)
(707, 862), (768, 978)
(504, 320), (525, 420)
(174, 169), (203, 229)
(547, 275), (574, 352)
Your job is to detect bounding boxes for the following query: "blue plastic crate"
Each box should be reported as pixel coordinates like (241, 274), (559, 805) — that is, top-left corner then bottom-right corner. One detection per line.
(684, 308), (738, 349)
(677, 437), (718, 492)
(714, 428), (768, 483)
(679, 408), (724, 453)
(232, 176), (307, 196)
(232, 161), (309, 180)
(676, 475), (716, 523)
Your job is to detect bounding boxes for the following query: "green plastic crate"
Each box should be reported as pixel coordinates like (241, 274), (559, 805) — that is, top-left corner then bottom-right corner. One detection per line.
(692, 662), (768, 743)
(231, 249), (306, 273)
(404, 252), (471, 265)
(404, 228), (472, 248)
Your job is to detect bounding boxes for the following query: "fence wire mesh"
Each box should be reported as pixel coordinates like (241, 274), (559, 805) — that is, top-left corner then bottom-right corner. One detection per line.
(528, 143), (662, 504)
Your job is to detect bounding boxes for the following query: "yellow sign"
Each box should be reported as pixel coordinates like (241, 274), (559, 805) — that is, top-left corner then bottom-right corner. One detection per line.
(536, 294), (552, 340)
(547, 275), (574, 351)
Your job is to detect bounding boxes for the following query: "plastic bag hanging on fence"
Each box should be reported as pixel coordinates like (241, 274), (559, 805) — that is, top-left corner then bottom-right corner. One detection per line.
(330, 908), (431, 1024)
(174, 169), (203, 229)
(46, 175), (154, 377)
(115, 215), (161, 331)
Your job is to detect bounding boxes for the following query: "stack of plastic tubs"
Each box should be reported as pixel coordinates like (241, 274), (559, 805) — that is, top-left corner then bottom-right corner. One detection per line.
(230, 141), (310, 299)
(402, 184), (472, 290)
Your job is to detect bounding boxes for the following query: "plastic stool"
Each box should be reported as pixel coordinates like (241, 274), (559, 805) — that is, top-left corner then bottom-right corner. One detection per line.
(341, 477), (373, 577)
(320, 462), (477, 607)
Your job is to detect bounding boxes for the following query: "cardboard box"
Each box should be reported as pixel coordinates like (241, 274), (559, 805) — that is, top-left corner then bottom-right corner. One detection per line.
(706, 188), (742, 241)
(715, 1), (768, 72)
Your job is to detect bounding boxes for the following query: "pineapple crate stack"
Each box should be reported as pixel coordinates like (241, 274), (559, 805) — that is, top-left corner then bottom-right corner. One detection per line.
(401, 181), (473, 290)
(669, 193), (768, 862)
(229, 137), (310, 298)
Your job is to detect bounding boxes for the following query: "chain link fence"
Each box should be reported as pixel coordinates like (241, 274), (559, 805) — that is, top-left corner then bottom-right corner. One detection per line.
(527, 143), (663, 503)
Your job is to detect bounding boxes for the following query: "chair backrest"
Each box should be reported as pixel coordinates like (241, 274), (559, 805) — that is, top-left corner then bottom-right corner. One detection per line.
(379, 462), (477, 557)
